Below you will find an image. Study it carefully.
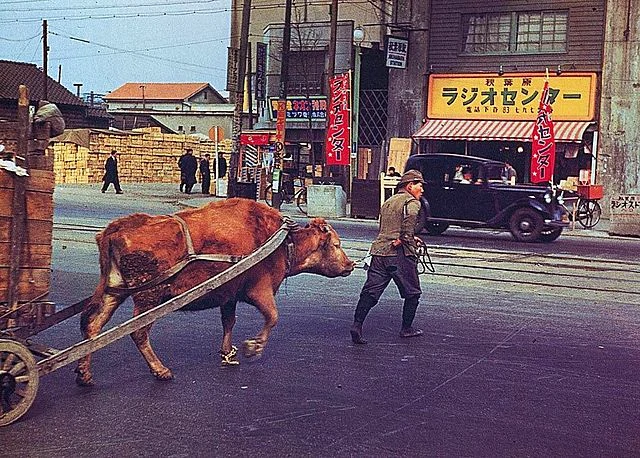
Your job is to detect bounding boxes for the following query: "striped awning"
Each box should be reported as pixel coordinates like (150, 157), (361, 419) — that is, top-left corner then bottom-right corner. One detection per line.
(412, 119), (593, 142)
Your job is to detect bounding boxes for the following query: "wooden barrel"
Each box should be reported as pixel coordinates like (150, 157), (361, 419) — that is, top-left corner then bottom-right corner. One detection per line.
(0, 169), (54, 305)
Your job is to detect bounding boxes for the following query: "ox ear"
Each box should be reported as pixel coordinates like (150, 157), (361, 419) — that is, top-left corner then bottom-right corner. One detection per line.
(306, 218), (329, 230)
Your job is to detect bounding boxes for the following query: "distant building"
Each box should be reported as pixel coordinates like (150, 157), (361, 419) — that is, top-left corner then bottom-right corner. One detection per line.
(0, 59), (112, 128)
(104, 82), (235, 137)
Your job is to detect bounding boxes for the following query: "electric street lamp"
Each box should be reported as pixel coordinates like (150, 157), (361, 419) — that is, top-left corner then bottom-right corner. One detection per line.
(352, 26), (365, 179)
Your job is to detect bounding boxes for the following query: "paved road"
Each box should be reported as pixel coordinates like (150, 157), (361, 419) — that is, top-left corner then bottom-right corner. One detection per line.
(2, 184), (639, 456)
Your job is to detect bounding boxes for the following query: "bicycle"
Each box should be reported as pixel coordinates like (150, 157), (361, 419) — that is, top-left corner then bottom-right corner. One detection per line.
(263, 177), (307, 215)
(559, 191), (602, 229)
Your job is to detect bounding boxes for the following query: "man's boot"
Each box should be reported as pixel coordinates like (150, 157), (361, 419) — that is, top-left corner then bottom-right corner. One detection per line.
(400, 295), (423, 338)
(350, 294), (376, 344)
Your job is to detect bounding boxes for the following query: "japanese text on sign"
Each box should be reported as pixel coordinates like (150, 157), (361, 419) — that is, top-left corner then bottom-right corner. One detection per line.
(269, 96), (327, 122)
(386, 36), (408, 69)
(325, 73), (351, 166)
(530, 80), (556, 184)
(611, 195), (640, 212)
(428, 73), (597, 121)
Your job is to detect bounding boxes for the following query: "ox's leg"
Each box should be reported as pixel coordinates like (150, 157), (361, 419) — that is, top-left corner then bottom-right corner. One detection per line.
(219, 301), (239, 366)
(242, 286), (278, 358)
(75, 292), (126, 386)
(130, 297), (173, 381)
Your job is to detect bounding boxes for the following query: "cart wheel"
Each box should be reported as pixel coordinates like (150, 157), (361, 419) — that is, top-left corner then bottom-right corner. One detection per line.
(0, 339), (39, 426)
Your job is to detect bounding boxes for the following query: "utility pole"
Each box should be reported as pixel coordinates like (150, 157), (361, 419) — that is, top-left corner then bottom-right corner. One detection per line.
(228, 0), (252, 198)
(272, 0), (293, 210)
(247, 45), (254, 129)
(42, 19), (48, 100)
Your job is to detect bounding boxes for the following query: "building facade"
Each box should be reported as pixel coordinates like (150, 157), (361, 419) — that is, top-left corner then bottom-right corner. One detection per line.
(387, 0), (639, 215)
(230, 0), (391, 179)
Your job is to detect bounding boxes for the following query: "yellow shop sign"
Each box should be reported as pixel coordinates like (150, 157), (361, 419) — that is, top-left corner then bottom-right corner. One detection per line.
(427, 73), (597, 121)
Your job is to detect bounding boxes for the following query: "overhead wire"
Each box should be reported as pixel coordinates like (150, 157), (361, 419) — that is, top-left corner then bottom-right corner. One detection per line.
(48, 29), (227, 74)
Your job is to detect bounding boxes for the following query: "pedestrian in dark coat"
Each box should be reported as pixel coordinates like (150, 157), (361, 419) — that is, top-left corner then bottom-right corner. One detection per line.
(101, 150), (123, 194)
(179, 149), (198, 194)
(200, 153), (211, 194)
(177, 151), (188, 192)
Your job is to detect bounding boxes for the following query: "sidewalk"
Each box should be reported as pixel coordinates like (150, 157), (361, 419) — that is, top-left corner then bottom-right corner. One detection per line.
(55, 183), (615, 238)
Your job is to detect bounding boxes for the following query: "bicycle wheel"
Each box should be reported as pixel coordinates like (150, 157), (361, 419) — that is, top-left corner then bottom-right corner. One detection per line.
(295, 188), (307, 215)
(263, 183), (273, 207)
(576, 199), (601, 229)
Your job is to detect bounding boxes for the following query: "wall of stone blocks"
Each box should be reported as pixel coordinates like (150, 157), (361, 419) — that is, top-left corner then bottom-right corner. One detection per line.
(51, 127), (232, 184)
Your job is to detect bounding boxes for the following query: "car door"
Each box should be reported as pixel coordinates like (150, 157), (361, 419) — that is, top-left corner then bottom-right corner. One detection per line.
(455, 163), (498, 222)
(417, 156), (455, 220)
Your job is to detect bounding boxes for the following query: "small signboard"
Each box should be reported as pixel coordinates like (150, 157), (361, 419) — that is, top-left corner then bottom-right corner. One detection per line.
(610, 194), (640, 236)
(386, 36), (408, 69)
(255, 42), (267, 101)
(269, 96), (327, 121)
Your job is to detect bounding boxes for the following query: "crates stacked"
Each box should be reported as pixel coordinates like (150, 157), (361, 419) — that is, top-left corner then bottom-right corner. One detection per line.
(0, 114), (55, 328)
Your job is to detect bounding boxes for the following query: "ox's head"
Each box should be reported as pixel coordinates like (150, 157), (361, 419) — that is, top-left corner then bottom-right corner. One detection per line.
(290, 219), (354, 278)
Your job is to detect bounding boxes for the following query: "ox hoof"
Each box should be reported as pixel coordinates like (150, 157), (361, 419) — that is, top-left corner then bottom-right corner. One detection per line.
(152, 368), (174, 381)
(242, 339), (264, 358)
(220, 346), (240, 367)
(75, 374), (95, 387)
(74, 367), (95, 387)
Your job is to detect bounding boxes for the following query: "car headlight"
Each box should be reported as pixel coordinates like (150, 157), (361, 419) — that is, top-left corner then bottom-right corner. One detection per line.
(543, 191), (552, 204)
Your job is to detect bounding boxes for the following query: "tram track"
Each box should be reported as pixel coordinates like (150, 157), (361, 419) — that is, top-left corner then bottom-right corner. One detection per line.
(342, 242), (640, 304)
(53, 223), (640, 303)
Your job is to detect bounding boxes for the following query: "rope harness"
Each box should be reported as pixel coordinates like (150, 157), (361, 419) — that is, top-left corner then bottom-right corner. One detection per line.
(415, 242), (435, 275)
(359, 241), (435, 275)
(105, 215), (298, 296)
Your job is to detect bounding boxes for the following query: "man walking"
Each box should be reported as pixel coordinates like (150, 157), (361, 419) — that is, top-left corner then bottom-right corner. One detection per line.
(200, 153), (211, 194)
(350, 169), (426, 344)
(101, 150), (123, 194)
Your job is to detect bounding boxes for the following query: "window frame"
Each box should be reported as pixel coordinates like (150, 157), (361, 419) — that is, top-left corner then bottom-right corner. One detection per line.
(287, 49), (326, 96)
(460, 10), (568, 56)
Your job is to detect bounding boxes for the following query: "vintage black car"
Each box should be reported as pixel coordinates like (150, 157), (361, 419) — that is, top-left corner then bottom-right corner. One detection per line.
(404, 153), (568, 242)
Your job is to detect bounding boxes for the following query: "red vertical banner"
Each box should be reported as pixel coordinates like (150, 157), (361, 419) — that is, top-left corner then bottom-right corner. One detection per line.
(530, 80), (556, 183)
(325, 72), (351, 166)
(275, 99), (286, 147)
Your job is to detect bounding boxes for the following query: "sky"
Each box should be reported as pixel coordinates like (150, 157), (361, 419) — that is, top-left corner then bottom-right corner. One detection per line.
(0, 0), (232, 98)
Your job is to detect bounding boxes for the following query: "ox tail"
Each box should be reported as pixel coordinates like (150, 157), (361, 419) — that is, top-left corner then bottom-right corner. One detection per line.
(80, 230), (125, 330)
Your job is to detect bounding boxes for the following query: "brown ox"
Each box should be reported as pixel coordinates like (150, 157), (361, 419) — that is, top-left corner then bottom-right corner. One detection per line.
(75, 198), (354, 386)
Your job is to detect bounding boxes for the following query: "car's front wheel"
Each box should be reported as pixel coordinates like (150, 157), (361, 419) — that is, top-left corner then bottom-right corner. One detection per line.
(425, 222), (449, 235)
(509, 208), (544, 242)
(539, 227), (563, 242)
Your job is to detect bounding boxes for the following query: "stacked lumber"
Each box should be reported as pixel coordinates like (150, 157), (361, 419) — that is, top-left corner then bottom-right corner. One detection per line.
(51, 127), (233, 184)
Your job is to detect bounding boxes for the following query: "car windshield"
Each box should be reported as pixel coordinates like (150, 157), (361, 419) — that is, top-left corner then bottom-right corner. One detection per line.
(484, 165), (503, 182)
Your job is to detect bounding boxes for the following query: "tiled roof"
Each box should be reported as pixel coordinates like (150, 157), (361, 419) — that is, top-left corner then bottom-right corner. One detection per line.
(105, 82), (212, 101)
(0, 59), (84, 106)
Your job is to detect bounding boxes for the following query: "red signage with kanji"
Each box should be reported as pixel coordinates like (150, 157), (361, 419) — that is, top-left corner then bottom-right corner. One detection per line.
(530, 80), (556, 183)
(275, 99), (286, 146)
(325, 73), (351, 166)
(240, 132), (270, 146)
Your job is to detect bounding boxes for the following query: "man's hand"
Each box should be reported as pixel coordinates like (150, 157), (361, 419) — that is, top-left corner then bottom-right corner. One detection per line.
(391, 238), (402, 247)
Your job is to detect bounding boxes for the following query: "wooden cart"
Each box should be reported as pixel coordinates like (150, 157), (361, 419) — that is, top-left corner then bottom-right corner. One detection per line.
(0, 86), (290, 426)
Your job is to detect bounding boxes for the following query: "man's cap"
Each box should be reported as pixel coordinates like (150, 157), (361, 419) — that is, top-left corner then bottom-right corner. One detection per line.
(396, 169), (425, 188)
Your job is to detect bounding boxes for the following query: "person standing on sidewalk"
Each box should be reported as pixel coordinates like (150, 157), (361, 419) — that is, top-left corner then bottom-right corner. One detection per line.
(350, 169), (426, 344)
(199, 153), (211, 194)
(179, 148), (198, 194)
(101, 150), (123, 194)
